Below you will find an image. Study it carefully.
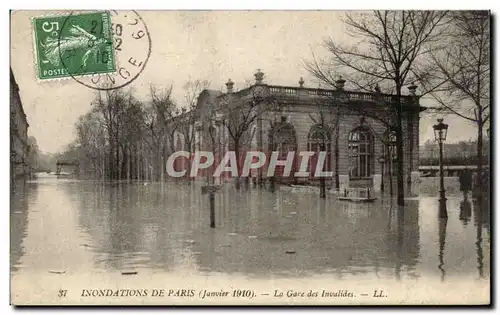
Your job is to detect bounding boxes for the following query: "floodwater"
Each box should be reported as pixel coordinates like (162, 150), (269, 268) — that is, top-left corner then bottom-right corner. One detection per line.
(10, 176), (490, 305)
(11, 176), (490, 280)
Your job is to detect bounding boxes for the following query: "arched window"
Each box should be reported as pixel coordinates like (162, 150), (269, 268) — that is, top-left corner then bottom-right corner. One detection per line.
(348, 127), (373, 178)
(307, 124), (332, 175)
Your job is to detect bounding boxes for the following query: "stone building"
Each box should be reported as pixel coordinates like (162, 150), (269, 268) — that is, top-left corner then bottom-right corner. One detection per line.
(10, 68), (30, 180)
(174, 70), (424, 194)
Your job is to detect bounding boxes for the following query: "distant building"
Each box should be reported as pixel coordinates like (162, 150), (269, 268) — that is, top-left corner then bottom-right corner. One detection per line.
(10, 68), (30, 180)
(173, 70), (424, 194)
(420, 139), (490, 165)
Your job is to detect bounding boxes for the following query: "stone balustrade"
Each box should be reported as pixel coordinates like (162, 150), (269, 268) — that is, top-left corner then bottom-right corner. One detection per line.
(267, 85), (415, 105)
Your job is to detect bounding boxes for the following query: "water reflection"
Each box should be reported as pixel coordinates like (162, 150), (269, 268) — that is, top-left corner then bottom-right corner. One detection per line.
(10, 178), (490, 282)
(473, 198), (489, 279)
(459, 198), (472, 226)
(75, 182), (205, 271)
(10, 180), (37, 272)
(188, 193), (422, 279)
(438, 218), (447, 282)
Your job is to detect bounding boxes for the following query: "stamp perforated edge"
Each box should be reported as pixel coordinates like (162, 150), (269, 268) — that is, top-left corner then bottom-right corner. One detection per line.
(29, 10), (118, 83)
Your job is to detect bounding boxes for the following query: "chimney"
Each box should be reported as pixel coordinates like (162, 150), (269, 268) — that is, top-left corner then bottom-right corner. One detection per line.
(226, 79), (234, 93)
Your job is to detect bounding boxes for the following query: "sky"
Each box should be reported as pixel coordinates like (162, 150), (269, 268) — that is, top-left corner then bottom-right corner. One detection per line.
(10, 10), (478, 154)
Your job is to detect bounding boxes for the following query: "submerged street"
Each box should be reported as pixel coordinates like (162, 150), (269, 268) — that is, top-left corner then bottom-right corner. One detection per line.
(11, 177), (490, 283)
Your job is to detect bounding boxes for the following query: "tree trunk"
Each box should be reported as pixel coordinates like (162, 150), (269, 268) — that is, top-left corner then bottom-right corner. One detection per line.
(160, 151), (164, 183)
(187, 149), (192, 183)
(156, 146), (161, 181)
(143, 145), (147, 181)
(121, 144), (128, 180)
(269, 132), (276, 193)
(115, 140), (120, 180)
(334, 123), (340, 191)
(102, 148), (105, 181)
(388, 145), (394, 197)
(320, 141), (326, 198)
(135, 143), (139, 180)
(109, 146), (114, 180)
(407, 114), (414, 191)
(475, 124), (484, 199)
(234, 140), (241, 190)
(127, 145), (131, 181)
(396, 117), (405, 206)
(258, 118), (264, 187)
(135, 144), (139, 180)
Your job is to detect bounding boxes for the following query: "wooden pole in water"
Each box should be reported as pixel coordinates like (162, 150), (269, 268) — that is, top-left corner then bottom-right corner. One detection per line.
(210, 191), (215, 228)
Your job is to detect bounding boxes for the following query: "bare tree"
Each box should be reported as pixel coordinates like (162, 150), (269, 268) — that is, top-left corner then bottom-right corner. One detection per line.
(308, 108), (332, 198)
(219, 86), (273, 189)
(179, 79), (211, 154)
(308, 86), (351, 193)
(75, 89), (146, 181)
(27, 136), (39, 178)
(70, 85), (181, 183)
(305, 11), (447, 206)
(149, 84), (176, 181)
(94, 89), (129, 180)
(183, 79), (211, 109)
(76, 111), (106, 179)
(421, 11), (490, 196)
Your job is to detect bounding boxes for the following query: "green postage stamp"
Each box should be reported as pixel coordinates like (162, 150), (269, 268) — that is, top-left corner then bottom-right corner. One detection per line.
(33, 11), (116, 80)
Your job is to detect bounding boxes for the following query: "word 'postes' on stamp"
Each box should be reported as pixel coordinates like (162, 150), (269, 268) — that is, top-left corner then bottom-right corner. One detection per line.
(33, 11), (116, 80)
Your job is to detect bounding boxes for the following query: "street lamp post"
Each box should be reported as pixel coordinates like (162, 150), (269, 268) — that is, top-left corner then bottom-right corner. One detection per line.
(377, 156), (386, 193)
(433, 118), (449, 218)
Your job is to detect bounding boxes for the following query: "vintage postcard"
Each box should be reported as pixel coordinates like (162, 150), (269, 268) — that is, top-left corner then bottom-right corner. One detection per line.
(10, 10), (491, 305)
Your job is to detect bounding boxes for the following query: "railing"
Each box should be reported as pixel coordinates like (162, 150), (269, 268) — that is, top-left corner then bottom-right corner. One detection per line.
(267, 85), (414, 104)
(215, 84), (416, 106)
(268, 86), (298, 97)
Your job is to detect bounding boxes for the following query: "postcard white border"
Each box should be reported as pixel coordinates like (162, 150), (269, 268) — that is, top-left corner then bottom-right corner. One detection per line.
(4, 1), (498, 314)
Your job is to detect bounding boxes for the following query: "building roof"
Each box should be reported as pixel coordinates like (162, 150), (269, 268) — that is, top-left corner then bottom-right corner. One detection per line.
(201, 89), (223, 99)
(195, 89), (223, 111)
